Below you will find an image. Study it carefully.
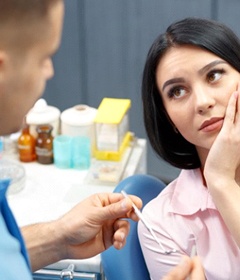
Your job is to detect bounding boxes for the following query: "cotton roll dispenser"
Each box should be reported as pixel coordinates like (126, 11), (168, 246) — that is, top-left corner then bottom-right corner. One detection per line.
(60, 104), (97, 153)
(93, 98), (132, 161)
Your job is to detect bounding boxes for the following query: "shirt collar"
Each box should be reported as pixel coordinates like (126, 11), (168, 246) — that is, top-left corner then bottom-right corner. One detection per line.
(168, 168), (216, 215)
(0, 179), (11, 204)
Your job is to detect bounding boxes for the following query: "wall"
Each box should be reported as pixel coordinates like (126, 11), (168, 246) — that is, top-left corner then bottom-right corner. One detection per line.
(43, 0), (240, 182)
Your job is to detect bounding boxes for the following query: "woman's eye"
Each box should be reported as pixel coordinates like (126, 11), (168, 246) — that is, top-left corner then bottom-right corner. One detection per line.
(168, 87), (186, 99)
(207, 69), (224, 83)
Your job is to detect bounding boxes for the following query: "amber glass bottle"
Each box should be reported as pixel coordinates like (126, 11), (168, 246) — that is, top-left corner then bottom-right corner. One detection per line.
(18, 123), (36, 162)
(36, 124), (54, 164)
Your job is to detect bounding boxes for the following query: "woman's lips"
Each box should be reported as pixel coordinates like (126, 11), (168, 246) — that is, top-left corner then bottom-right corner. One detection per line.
(199, 118), (224, 132)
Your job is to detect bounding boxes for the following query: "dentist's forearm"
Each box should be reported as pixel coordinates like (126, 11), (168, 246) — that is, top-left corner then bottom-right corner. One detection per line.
(21, 221), (65, 272)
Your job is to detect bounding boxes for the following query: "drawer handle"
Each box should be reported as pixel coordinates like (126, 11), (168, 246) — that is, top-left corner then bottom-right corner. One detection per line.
(60, 264), (75, 280)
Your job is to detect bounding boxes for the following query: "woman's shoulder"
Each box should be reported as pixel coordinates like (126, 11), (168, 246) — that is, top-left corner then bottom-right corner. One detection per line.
(142, 168), (203, 214)
(144, 168), (206, 222)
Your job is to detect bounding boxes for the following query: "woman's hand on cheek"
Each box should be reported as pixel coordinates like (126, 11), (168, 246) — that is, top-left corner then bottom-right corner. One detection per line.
(204, 82), (240, 187)
(204, 82), (240, 248)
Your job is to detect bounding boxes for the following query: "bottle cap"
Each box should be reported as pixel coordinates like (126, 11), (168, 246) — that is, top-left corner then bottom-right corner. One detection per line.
(26, 99), (60, 125)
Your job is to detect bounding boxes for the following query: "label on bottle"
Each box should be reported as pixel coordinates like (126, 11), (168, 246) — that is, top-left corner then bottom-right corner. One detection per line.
(18, 144), (31, 150)
(35, 147), (53, 157)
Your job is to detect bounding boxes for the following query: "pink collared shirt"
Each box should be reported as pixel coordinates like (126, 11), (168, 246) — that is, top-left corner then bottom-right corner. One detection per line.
(138, 168), (240, 280)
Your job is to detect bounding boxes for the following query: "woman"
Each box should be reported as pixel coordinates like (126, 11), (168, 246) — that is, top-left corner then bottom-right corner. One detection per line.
(138, 17), (240, 280)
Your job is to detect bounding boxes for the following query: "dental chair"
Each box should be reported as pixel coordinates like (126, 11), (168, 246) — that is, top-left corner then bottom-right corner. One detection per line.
(101, 174), (166, 280)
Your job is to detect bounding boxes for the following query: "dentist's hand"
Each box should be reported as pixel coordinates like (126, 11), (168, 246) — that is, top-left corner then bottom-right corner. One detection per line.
(23, 192), (142, 271)
(162, 256), (205, 280)
(57, 192), (142, 259)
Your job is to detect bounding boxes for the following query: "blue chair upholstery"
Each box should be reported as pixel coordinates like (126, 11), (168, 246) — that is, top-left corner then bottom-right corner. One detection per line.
(101, 174), (166, 280)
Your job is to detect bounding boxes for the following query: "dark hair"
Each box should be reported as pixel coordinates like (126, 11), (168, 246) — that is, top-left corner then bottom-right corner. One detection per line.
(0, 0), (62, 50)
(142, 17), (240, 169)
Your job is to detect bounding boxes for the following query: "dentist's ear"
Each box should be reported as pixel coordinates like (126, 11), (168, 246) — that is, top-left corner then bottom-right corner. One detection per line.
(0, 50), (9, 80)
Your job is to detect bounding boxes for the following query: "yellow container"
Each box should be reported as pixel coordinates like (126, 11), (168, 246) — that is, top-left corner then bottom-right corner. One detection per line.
(94, 98), (131, 161)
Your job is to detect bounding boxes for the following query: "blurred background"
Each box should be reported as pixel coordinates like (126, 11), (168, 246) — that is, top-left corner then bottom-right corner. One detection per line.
(43, 0), (240, 183)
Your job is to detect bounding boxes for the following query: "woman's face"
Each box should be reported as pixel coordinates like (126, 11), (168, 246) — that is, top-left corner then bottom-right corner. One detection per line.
(156, 45), (240, 155)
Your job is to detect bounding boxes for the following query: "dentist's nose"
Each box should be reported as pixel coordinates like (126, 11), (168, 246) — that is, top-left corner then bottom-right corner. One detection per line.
(44, 58), (54, 80)
(194, 86), (215, 114)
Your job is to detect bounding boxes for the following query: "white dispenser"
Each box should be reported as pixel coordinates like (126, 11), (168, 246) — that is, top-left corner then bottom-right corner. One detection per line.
(60, 104), (97, 151)
(26, 99), (60, 138)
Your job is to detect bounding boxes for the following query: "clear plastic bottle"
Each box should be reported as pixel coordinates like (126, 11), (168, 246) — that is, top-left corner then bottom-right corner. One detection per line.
(18, 123), (36, 162)
(35, 124), (54, 164)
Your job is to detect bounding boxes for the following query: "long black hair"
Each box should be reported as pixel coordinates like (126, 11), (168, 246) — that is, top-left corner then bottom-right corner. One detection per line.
(142, 17), (240, 169)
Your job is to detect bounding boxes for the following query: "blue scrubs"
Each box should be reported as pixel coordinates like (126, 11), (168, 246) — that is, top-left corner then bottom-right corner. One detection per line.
(0, 179), (32, 279)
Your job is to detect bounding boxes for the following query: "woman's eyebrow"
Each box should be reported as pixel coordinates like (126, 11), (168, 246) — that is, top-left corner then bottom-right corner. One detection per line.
(162, 78), (185, 92)
(161, 60), (227, 92)
(198, 60), (227, 75)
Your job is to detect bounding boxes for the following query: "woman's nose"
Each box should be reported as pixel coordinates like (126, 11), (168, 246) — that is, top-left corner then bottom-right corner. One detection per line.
(194, 86), (216, 114)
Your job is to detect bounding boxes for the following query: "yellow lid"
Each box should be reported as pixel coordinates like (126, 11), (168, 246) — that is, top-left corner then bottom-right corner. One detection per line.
(94, 98), (131, 124)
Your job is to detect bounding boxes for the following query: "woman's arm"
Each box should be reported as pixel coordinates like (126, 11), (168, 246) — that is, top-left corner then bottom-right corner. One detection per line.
(204, 87), (240, 247)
